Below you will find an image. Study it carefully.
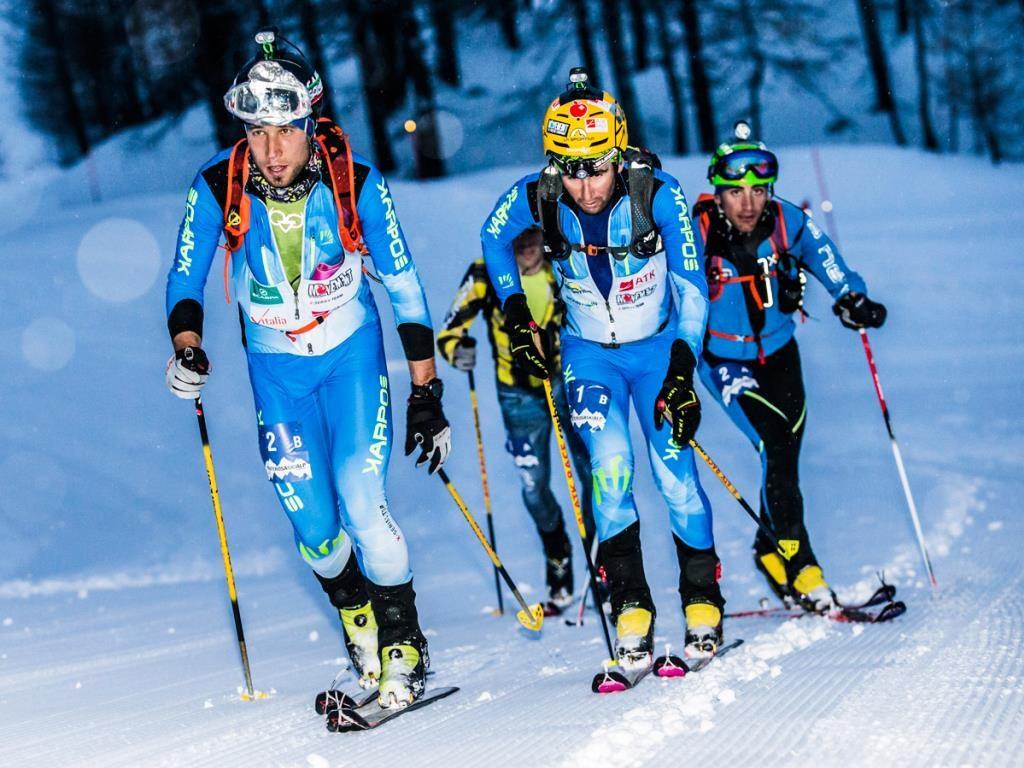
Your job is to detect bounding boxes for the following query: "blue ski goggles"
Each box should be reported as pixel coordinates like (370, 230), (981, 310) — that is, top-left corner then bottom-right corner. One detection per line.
(710, 148), (778, 183)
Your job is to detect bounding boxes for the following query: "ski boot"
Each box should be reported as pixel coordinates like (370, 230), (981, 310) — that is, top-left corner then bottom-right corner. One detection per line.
(378, 637), (428, 709)
(684, 601), (723, 659)
(366, 578), (429, 709)
(339, 602), (380, 688)
(754, 549), (796, 607)
(675, 536), (726, 659)
(314, 554), (381, 687)
(541, 525), (574, 614)
(615, 603), (655, 671)
(792, 565), (838, 613)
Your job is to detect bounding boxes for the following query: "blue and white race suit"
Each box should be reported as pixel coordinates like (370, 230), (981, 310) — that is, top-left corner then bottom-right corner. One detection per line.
(166, 147), (431, 585)
(481, 169), (715, 548)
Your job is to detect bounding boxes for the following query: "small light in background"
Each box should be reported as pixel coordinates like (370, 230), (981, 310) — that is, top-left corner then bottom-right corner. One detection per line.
(821, 200), (834, 212)
(404, 119), (417, 133)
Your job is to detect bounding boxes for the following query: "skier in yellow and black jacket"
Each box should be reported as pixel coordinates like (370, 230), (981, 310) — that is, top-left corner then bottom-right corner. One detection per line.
(437, 228), (595, 614)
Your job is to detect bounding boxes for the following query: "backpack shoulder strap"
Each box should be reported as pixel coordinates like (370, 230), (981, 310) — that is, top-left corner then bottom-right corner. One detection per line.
(313, 119), (366, 254)
(223, 139), (251, 254)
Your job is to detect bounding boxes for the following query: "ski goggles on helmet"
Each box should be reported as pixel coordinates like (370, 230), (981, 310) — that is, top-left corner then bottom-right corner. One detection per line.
(549, 148), (620, 179)
(224, 60), (312, 126)
(709, 148), (778, 185)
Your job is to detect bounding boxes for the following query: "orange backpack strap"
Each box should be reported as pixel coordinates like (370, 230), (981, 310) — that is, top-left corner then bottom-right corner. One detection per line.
(313, 119), (366, 255)
(217, 138), (251, 303)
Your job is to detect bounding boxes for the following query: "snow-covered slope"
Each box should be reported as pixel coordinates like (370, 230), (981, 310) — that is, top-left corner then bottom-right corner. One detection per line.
(1, 146), (1022, 767)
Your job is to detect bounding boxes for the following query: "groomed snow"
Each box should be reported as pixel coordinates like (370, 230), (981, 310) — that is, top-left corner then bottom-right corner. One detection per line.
(1, 145), (1022, 767)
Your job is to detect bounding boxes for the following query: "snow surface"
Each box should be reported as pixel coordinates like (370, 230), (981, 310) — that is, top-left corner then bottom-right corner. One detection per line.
(1, 145), (1022, 767)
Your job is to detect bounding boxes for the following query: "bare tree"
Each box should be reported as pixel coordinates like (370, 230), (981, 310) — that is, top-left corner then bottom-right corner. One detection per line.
(428, 0), (460, 86)
(626, 0), (649, 71)
(679, 0), (716, 151)
(601, 0), (644, 147)
(569, 0), (601, 85)
(855, 0), (907, 145)
(653, 3), (688, 154)
(298, 0), (338, 122)
(911, 0), (939, 150)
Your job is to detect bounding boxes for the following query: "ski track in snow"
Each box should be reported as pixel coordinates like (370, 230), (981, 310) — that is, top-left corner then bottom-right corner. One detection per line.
(3, 147), (1024, 766)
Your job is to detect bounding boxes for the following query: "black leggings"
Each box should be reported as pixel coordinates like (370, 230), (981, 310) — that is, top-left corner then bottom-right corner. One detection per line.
(704, 338), (818, 573)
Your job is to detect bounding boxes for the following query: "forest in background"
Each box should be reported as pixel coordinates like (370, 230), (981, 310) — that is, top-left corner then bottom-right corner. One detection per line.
(9, 0), (1024, 178)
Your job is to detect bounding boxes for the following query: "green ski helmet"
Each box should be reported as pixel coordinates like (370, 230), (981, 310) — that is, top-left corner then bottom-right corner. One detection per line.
(707, 121), (778, 190)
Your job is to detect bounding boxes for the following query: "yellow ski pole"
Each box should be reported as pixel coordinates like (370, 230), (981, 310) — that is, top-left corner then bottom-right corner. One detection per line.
(467, 366), (504, 615)
(193, 397), (264, 700)
(688, 438), (796, 560)
(541, 378), (615, 660)
(436, 468), (543, 631)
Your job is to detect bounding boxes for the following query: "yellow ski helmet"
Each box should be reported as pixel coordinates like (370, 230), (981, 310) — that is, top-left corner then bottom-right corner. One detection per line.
(541, 68), (627, 177)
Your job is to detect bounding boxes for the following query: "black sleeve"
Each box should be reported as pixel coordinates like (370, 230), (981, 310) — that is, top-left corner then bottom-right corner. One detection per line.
(397, 322), (435, 361)
(168, 299), (204, 339)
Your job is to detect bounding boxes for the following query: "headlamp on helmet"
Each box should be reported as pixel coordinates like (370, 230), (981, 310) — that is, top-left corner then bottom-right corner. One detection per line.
(541, 68), (628, 171)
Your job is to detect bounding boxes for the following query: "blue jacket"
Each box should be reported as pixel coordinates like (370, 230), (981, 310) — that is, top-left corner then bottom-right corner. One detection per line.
(480, 168), (708, 356)
(694, 195), (866, 361)
(166, 146), (431, 356)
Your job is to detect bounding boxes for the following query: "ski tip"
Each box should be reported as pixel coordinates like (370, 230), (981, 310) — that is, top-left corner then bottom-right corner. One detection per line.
(516, 603), (545, 631)
(592, 670), (630, 693)
(653, 655), (688, 678)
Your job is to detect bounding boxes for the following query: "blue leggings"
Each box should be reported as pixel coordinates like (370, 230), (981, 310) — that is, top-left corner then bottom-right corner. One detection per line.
(246, 322), (410, 585)
(561, 330), (715, 549)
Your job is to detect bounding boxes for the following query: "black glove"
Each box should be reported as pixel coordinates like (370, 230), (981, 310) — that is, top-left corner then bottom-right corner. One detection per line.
(165, 346), (210, 399)
(654, 341), (702, 446)
(833, 292), (887, 330)
(503, 293), (549, 379)
(404, 378), (451, 474)
(451, 336), (477, 372)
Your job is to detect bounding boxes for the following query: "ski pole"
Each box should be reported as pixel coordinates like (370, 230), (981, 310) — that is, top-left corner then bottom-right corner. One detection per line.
(858, 330), (937, 588)
(541, 378), (615, 661)
(436, 468), (544, 631)
(193, 397), (262, 701)
(466, 363), (504, 615)
(688, 439), (796, 561)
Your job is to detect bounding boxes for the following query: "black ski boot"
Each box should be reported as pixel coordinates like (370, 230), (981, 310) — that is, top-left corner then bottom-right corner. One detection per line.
(366, 579), (429, 709)
(315, 554), (380, 688)
(540, 524), (574, 614)
(674, 537), (726, 659)
(599, 522), (655, 671)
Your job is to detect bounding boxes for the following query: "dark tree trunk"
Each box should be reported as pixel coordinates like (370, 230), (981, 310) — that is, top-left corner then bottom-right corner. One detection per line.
(196, 1), (248, 148)
(738, 0), (765, 137)
(429, 0), (460, 86)
(855, 0), (907, 145)
(493, 0), (519, 49)
(896, 0), (910, 34)
(37, 0), (90, 159)
(569, 0), (601, 84)
(346, 3), (396, 172)
(653, 3), (687, 154)
(627, 0), (649, 71)
(911, 0), (938, 150)
(679, 0), (716, 151)
(299, 0), (337, 122)
(601, 0), (644, 147)
(402, 7), (445, 177)
(963, 3), (1001, 163)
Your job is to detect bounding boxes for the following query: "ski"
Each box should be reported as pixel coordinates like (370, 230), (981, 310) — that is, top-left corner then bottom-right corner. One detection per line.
(652, 638), (745, 678)
(592, 639), (745, 693)
(325, 686), (459, 732)
(725, 582), (898, 619)
(591, 662), (653, 694)
(314, 688), (376, 716)
(727, 600), (906, 624)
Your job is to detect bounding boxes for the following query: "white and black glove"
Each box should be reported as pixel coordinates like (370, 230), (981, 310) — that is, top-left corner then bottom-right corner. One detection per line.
(404, 378), (451, 474)
(166, 346), (210, 399)
(833, 292), (887, 330)
(452, 336), (477, 372)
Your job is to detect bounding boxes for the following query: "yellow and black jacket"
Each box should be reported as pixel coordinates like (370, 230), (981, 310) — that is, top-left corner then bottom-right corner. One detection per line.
(437, 258), (563, 390)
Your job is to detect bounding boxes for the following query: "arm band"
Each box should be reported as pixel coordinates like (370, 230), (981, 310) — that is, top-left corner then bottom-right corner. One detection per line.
(168, 299), (204, 340)
(397, 322), (435, 361)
